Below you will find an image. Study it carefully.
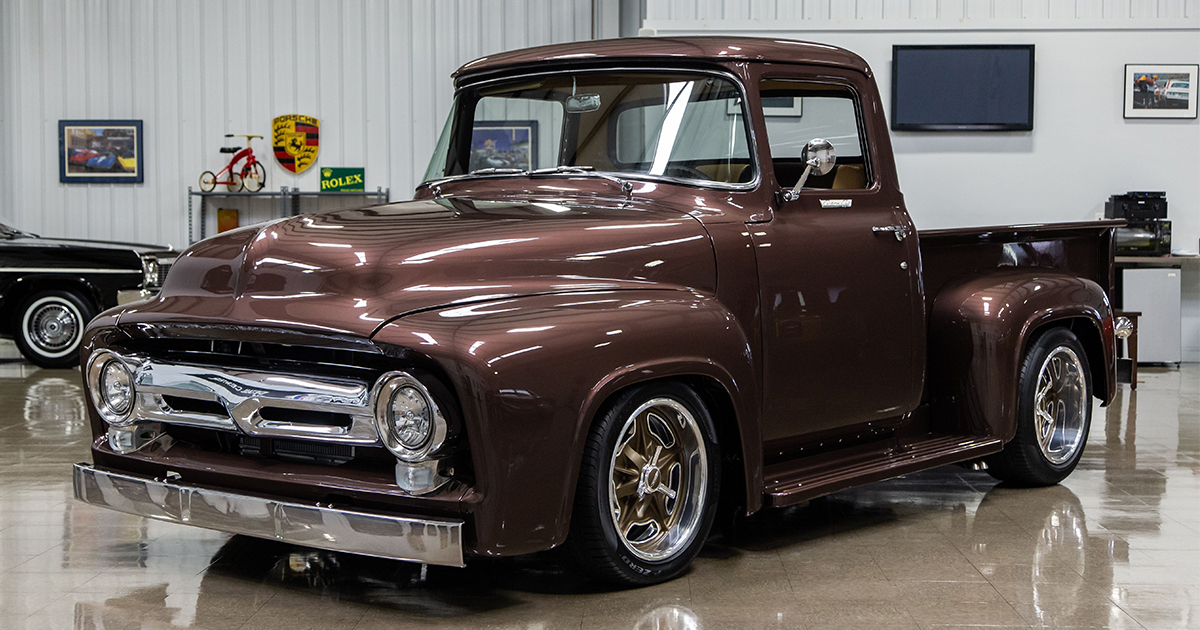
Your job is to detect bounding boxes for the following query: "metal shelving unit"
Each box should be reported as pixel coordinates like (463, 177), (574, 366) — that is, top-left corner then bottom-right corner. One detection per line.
(186, 186), (390, 244)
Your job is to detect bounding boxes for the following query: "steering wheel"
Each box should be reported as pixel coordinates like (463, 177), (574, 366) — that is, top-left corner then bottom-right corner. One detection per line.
(662, 164), (711, 181)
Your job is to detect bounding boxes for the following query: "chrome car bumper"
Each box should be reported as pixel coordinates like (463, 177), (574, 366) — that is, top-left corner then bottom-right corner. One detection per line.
(72, 463), (465, 567)
(117, 289), (155, 305)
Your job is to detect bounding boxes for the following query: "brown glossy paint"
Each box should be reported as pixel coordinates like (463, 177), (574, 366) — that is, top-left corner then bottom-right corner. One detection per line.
(78, 37), (1119, 559)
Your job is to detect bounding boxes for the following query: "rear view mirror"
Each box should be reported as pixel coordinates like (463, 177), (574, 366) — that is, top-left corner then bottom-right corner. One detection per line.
(565, 94), (601, 113)
(783, 138), (836, 201)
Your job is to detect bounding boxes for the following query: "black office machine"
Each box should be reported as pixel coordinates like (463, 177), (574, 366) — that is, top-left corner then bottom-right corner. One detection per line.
(1108, 192), (1171, 256)
(1106, 191), (1167, 220)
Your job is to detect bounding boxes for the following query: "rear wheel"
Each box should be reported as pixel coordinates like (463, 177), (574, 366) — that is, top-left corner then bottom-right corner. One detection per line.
(226, 171), (243, 192)
(568, 381), (720, 585)
(14, 289), (95, 369)
(987, 327), (1092, 486)
(242, 162), (266, 192)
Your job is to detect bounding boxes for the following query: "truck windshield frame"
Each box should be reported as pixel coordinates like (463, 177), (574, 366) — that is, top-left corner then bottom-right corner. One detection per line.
(421, 68), (761, 192)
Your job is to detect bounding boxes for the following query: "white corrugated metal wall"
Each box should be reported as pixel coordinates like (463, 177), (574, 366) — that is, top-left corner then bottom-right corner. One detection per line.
(644, 0), (1194, 20)
(0, 0), (610, 248)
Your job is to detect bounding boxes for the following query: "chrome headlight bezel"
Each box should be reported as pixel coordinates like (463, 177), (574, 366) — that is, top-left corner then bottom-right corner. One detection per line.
(86, 349), (137, 426)
(371, 371), (448, 463)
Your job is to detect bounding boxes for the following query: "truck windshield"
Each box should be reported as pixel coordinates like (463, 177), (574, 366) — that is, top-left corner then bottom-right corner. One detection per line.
(422, 72), (755, 188)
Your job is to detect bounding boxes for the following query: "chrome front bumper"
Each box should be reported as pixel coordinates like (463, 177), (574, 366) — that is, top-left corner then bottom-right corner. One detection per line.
(117, 289), (155, 305)
(72, 463), (465, 567)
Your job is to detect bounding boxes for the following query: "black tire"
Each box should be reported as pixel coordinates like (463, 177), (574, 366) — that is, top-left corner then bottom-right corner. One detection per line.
(987, 327), (1092, 486)
(13, 289), (95, 369)
(567, 381), (720, 586)
(199, 171), (217, 192)
(243, 162), (266, 192)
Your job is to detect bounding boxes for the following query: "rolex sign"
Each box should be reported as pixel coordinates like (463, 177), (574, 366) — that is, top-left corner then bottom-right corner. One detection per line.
(320, 167), (365, 192)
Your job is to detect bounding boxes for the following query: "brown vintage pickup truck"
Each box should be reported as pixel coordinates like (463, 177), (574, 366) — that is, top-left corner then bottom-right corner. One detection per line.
(74, 37), (1131, 585)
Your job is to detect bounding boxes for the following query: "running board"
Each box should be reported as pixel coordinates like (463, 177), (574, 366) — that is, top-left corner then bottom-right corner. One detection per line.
(763, 434), (1003, 507)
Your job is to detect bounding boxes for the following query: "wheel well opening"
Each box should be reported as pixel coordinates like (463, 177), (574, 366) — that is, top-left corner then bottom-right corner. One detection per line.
(1028, 317), (1108, 402)
(678, 375), (747, 525)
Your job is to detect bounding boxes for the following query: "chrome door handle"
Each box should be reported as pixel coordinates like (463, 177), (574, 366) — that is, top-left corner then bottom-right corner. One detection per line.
(872, 225), (910, 241)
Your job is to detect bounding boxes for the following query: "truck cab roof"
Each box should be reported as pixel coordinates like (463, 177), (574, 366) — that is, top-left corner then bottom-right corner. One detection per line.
(453, 36), (872, 83)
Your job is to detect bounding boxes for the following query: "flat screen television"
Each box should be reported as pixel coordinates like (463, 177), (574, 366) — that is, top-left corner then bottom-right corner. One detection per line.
(891, 45), (1035, 131)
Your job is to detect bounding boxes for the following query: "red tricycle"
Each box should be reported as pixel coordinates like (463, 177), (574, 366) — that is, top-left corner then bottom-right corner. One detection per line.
(200, 134), (266, 192)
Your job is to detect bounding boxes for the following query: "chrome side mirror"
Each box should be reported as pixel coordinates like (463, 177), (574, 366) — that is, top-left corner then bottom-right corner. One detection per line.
(783, 138), (836, 202)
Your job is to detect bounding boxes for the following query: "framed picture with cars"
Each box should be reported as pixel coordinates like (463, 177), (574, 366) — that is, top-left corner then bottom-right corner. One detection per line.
(1124, 65), (1197, 119)
(59, 119), (145, 183)
(468, 121), (538, 172)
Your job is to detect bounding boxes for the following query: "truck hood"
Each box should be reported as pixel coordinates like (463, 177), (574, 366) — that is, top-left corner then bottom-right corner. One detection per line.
(117, 196), (717, 339)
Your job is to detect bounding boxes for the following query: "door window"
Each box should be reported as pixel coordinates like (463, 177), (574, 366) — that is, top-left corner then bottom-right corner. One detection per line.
(757, 80), (870, 190)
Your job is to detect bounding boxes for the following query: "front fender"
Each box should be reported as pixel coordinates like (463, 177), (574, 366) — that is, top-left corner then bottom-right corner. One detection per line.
(927, 270), (1114, 442)
(373, 289), (758, 557)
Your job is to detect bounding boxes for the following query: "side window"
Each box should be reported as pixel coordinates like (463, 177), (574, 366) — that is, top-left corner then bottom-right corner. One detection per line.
(758, 80), (870, 190)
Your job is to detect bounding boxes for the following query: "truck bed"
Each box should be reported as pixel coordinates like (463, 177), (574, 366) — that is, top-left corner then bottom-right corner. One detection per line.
(918, 220), (1123, 312)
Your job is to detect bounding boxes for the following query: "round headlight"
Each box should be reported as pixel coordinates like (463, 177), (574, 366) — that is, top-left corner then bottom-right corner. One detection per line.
(87, 350), (137, 425)
(100, 360), (134, 416)
(372, 372), (448, 462)
(389, 386), (432, 449)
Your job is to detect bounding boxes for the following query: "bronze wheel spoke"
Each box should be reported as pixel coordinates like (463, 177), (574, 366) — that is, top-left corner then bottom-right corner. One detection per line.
(620, 442), (647, 469)
(614, 463), (639, 477)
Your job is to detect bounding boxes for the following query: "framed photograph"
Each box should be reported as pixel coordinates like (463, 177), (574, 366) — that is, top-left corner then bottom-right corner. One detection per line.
(469, 121), (538, 172)
(1125, 65), (1197, 119)
(58, 120), (144, 183)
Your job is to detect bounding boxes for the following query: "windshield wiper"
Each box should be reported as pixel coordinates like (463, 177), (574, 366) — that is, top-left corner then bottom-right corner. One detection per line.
(457, 165), (633, 199)
(528, 166), (634, 199)
(466, 167), (526, 176)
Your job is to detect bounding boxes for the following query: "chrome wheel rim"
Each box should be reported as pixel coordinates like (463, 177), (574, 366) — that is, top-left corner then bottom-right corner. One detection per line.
(1033, 347), (1088, 464)
(25, 298), (81, 357)
(608, 397), (708, 562)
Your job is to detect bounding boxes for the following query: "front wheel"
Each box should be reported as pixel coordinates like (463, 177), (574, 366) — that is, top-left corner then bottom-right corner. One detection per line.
(567, 381), (720, 585)
(14, 290), (95, 368)
(242, 162), (266, 192)
(199, 171), (216, 192)
(987, 327), (1092, 486)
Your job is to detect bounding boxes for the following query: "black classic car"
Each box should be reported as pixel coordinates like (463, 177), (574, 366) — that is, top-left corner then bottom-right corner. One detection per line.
(0, 223), (174, 368)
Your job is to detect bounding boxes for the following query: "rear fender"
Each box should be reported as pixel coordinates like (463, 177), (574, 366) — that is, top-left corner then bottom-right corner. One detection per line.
(927, 270), (1114, 442)
(374, 290), (759, 556)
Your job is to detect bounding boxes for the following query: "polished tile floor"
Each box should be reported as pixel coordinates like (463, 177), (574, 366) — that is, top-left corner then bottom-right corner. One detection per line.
(0, 362), (1197, 630)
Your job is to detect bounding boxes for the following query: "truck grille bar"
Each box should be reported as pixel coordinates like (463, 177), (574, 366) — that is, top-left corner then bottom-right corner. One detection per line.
(125, 355), (380, 445)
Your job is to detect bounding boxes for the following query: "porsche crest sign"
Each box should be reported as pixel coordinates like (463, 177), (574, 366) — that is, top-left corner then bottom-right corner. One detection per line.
(272, 114), (320, 174)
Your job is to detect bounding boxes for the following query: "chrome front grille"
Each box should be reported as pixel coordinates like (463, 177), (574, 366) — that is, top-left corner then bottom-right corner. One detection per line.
(129, 358), (379, 445)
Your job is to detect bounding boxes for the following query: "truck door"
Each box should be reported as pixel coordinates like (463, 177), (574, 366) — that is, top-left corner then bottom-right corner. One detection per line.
(750, 77), (923, 450)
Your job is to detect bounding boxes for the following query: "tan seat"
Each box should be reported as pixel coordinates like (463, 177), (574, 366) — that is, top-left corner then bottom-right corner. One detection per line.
(832, 165), (865, 189)
(696, 163), (749, 183)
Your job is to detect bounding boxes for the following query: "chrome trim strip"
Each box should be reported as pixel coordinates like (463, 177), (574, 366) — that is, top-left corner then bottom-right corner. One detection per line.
(0, 267), (138, 274)
(127, 356), (379, 444)
(73, 463), (465, 567)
